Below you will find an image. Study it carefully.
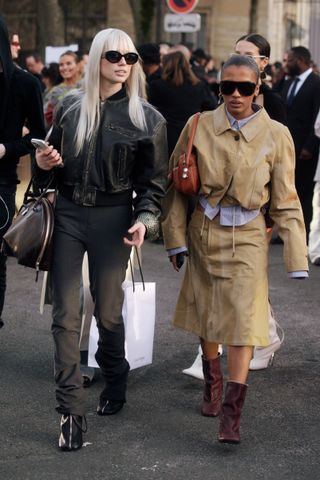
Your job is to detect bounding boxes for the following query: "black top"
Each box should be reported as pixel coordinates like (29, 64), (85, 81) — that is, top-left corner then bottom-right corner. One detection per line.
(0, 15), (45, 184)
(260, 83), (287, 125)
(148, 79), (217, 155)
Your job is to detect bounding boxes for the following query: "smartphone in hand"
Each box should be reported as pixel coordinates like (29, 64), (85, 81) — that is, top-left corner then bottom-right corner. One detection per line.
(31, 138), (48, 150)
(176, 252), (185, 269)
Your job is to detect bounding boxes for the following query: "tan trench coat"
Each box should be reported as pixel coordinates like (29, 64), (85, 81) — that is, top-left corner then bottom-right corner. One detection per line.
(162, 105), (308, 345)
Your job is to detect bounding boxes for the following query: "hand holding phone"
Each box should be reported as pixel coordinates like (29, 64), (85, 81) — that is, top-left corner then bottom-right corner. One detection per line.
(31, 138), (48, 150)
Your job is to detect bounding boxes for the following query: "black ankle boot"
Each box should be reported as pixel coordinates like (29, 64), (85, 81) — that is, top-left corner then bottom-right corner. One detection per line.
(97, 399), (125, 416)
(59, 414), (87, 451)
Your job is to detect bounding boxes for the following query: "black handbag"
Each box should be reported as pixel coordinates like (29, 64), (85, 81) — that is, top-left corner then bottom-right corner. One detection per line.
(1, 177), (55, 279)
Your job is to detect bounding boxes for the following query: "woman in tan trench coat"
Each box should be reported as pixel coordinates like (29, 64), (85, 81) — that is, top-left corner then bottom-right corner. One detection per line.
(162, 55), (308, 444)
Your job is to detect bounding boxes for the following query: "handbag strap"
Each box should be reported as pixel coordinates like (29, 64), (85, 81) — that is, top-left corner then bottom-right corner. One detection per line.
(23, 175), (55, 206)
(185, 112), (201, 167)
(128, 246), (145, 293)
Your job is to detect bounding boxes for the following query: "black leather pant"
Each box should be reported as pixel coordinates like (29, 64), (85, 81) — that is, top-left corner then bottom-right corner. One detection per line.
(51, 195), (132, 416)
(0, 185), (16, 318)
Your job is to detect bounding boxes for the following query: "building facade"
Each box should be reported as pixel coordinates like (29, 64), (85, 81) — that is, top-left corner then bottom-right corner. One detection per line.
(1, 1), (320, 65)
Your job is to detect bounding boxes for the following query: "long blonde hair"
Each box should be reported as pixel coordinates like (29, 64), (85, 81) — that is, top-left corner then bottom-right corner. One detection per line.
(74, 28), (147, 154)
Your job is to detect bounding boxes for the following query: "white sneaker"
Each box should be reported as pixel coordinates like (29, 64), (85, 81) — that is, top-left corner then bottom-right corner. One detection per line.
(182, 345), (223, 380)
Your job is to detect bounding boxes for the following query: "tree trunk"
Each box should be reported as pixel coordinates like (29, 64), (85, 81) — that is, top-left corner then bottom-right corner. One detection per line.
(249, 0), (258, 33)
(36, 0), (65, 56)
(128, 0), (155, 44)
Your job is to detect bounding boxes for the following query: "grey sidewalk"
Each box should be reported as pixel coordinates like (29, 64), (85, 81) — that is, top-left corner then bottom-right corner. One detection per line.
(0, 242), (319, 480)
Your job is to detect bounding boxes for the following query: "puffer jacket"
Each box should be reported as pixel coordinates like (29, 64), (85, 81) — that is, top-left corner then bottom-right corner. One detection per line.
(35, 88), (168, 220)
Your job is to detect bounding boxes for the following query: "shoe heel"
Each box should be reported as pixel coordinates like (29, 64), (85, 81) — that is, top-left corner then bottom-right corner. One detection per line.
(268, 352), (275, 367)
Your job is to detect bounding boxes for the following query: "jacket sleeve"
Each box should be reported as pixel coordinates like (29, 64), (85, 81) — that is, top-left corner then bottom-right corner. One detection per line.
(33, 102), (64, 188)
(161, 117), (192, 250)
(132, 119), (168, 218)
(3, 73), (46, 159)
(303, 79), (320, 154)
(269, 126), (309, 272)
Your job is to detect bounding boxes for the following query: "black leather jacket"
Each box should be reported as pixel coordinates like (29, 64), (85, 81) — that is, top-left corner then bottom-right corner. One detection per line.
(35, 88), (168, 220)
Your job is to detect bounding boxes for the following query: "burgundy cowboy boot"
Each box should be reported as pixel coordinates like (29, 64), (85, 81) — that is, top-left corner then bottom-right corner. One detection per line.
(218, 381), (248, 444)
(201, 355), (223, 417)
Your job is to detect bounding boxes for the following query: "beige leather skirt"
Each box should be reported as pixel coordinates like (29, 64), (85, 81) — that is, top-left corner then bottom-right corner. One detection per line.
(172, 208), (269, 346)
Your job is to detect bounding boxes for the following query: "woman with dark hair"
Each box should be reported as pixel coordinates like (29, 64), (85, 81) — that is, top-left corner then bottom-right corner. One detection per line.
(148, 50), (217, 155)
(162, 54), (307, 444)
(234, 33), (287, 124)
(183, 33), (287, 380)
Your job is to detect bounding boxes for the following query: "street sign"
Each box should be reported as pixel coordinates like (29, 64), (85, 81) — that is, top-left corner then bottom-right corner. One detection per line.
(166, 0), (199, 14)
(164, 13), (201, 33)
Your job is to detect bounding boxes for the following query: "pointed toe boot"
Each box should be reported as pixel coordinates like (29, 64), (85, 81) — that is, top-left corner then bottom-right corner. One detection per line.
(201, 355), (223, 417)
(218, 381), (247, 444)
(59, 414), (87, 451)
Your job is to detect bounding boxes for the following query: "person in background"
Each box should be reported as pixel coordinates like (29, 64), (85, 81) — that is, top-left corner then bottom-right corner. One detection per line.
(273, 51), (290, 92)
(148, 50), (217, 156)
(137, 43), (162, 84)
(169, 44), (191, 62)
(25, 52), (45, 91)
(0, 16), (45, 330)
(41, 63), (63, 131)
(44, 50), (80, 128)
(75, 50), (89, 80)
(162, 54), (308, 444)
(281, 46), (320, 240)
(190, 48), (207, 81)
(34, 27), (167, 451)
(159, 42), (171, 61)
(308, 108), (320, 265)
(10, 33), (21, 62)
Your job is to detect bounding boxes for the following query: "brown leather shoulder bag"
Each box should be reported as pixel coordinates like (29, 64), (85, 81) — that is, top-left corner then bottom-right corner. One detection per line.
(170, 112), (200, 195)
(1, 177), (55, 279)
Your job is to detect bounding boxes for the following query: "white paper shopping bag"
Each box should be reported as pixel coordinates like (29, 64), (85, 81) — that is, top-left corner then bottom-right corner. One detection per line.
(88, 281), (156, 371)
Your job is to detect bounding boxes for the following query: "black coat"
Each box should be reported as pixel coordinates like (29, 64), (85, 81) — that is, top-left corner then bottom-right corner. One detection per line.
(281, 71), (320, 235)
(148, 79), (217, 155)
(0, 16), (45, 184)
(261, 83), (287, 125)
(281, 72), (320, 156)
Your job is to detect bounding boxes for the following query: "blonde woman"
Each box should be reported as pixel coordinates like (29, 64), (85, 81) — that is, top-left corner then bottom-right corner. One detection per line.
(35, 28), (167, 451)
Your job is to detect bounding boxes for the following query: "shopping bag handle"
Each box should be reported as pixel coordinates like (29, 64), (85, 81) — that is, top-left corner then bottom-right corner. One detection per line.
(129, 246), (145, 292)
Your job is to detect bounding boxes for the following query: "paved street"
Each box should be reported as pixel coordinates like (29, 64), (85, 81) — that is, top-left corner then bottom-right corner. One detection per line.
(0, 241), (319, 480)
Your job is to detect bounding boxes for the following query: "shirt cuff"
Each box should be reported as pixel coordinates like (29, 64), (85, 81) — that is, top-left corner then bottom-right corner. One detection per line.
(167, 246), (188, 257)
(288, 271), (309, 279)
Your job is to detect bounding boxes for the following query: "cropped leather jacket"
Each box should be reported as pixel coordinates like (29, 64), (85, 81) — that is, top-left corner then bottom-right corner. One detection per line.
(35, 88), (168, 224)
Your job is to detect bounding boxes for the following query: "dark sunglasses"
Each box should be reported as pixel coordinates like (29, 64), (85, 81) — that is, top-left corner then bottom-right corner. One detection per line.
(220, 80), (257, 96)
(101, 50), (139, 65)
(11, 41), (20, 47)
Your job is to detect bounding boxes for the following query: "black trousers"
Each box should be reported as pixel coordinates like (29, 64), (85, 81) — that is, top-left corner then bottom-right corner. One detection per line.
(0, 185), (17, 318)
(51, 195), (132, 416)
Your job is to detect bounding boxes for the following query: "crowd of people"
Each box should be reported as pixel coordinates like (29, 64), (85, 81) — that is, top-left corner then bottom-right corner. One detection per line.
(0, 13), (319, 452)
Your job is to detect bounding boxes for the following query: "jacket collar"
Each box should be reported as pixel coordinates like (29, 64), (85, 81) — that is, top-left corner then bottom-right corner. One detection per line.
(213, 103), (268, 142)
(107, 86), (127, 102)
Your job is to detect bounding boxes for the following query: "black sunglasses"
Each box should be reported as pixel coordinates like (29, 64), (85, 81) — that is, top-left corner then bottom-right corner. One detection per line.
(220, 81), (257, 96)
(101, 50), (139, 65)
